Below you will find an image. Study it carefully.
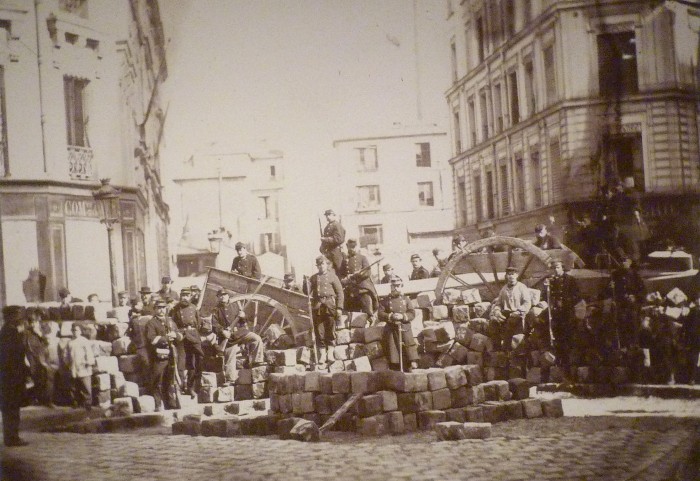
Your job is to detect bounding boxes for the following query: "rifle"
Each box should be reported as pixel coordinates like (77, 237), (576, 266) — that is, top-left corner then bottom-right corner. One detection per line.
(544, 277), (555, 346)
(318, 217), (326, 254)
(344, 257), (384, 284)
(609, 279), (620, 349)
(303, 275), (319, 367)
(165, 320), (183, 408)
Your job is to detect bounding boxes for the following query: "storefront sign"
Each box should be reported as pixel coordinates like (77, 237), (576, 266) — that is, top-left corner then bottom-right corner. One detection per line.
(63, 199), (102, 219)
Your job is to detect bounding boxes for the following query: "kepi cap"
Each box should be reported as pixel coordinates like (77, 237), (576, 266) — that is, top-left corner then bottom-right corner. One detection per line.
(283, 273), (295, 281)
(161, 276), (172, 284)
(58, 287), (70, 298)
(154, 299), (168, 308)
(390, 275), (403, 285)
(234, 241), (245, 250)
(505, 266), (518, 274)
(346, 238), (357, 246)
(315, 255), (327, 265)
(323, 209), (335, 216)
(382, 264), (393, 272)
(139, 286), (152, 294)
(180, 287), (192, 295)
(410, 254), (421, 261)
(217, 288), (232, 297)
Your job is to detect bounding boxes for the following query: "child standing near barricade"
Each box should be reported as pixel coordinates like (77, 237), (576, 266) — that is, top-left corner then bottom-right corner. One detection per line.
(65, 324), (95, 410)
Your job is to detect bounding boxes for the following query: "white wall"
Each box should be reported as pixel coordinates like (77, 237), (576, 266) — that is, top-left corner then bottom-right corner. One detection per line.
(65, 219), (110, 301)
(2, 220), (39, 304)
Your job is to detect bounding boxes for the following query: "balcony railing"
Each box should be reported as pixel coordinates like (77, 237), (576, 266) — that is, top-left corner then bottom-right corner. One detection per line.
(68, 145), (94, 180)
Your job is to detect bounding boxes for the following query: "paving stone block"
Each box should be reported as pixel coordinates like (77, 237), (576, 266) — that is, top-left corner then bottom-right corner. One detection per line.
(363, 326), (384, 344)
(111, 397), (133, 416)
(403, 412), (417, 432)
(352, 356), (372, 372)
(485, 351), (508, 368)
(215, 386), (235, 403)
(382, 411), (403, 434)
(291, 373), (306, 392)
(462, 422), (492, 439)
(508, 378), (531, 400)
(269, 393), (280, 412)
(444, 365), (468, 389)
(304, 371), (322, 392)
(364, 341), (384, 360)
(463, 406), (484, 422)
(292, 392), (315, 414)
(333, 344), (350, 361)
(280, 417), (320, 442)
(273, 365), (305, 374)
(481, 401), (507, 423)
(549, 365), (565, 383)
(201, 418), (228, 437)
(296, 346), (312, 365)
(328, 393), (347, 413)
(416, 291), (436, 308)
(94, 388), (111, 408)
(111, 336), (132, 356)
(118, 380), (139, 398)
(236, 369), (253, 385)
(116, 354), (138, 374)
(334, 328), (352, 345)
(445, 407), (466, 422)
(252, 381), (267, 399)
(331, 372), (351, 393)
(348, 312), (369, 328)
(466, 352), (483, 367)
(347, 343), (366, 359)
(251, 366), (269, 383)
(468, 317), (490, 334)
(252, 399), (267, 411)
(426, 368), (447, 390)
(431, 305), (450, 321)
(541, 398), (564, 418)
(503, 400), (524, 420)
(452, 306), (472, 325)
(484, 367), (496, 382)
(377, 390), (398, 412)
(450, 386), (471, 408)
(397, 391), (433, 413)
(350, 328), (365, 343)
(201, 371), (219, 388)
(417, 410), (446, 430)
(358, 394), (384, 418)
(314, 394), (331, 414)
(521, 398), (543, 418)
(319, 373), (334, 394)
(94, 373), (111, 391)
(481, 381), (497, 401)
(442, 289), (461, 305)
(526, 367), (542, 385)
(431, 388), (452, 410)
(268, 373), (285, 394)
(469, 333), (492, 352)
(223, 417), (241, 437)
(172, 421), (186, 435)
(94, 355), (119, 375)
(351, 371), (379, 394)
(357, 414), (387, 436)
(277, 394), (292, 414)
(470, 384), (485, 404)
(234, 384), (253, 401)
(450, 343), (470, 364)
(182, 419), (201, 436)
(198, 386), (215, 404)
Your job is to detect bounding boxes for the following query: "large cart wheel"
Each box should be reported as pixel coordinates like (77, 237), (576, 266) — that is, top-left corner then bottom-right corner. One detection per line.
(435, 235), (584, 303)
(229, 293), (299, 345)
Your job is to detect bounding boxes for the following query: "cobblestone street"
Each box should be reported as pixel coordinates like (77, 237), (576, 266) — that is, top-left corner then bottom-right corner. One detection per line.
(2, 414), (699, 481)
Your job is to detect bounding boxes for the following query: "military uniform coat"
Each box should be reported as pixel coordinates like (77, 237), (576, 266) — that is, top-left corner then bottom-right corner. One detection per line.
(410, 266), (430, 281)
(320, 220), (345, 270)
(0, 324), (29, 409)
(211, 302), (250, 344)
(171, 301), (203, 355)
(231, 254), (262, 279)
(378, 293), (419, 364)
(339, 252), (378, 307)
(306, 271), (344, 310)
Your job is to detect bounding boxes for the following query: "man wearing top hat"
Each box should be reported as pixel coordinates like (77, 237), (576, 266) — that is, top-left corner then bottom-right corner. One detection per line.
(409, 254), (430, 281)
(139, 286), (156, 316)
(170, 287), (203, 396)
(339, 238), (378, 322)
(490, 267), (533, 351)
(208, 288), (265, 383)
(231, 242), (262, 280)
(319, 209), (345, 272)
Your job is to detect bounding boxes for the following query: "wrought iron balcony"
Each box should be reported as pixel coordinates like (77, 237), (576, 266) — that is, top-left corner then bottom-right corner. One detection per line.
(68, 145), (94, 180)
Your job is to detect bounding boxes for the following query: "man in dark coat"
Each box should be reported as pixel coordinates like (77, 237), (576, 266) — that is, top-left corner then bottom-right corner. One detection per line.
(379, 276), (419, 372)
(231, 242), (262, 279)
(170, 288), (203, 396)
(379, 264), (398, 284)
(609, 255), (646, 349)
(0, 306), (30, 446)
(144, 299), (182, 411)
(339, 238), (378, 322)
(409, 254), (430, 280)
(24, 308), (53, 407)
(319, 209), (345, 272)
(683, 291), (700, 385)
(155, 276), (180, 307)
(138, 286), (156, 316)
(534, 224), (562, 250)
(305, 256), (344, 351)
(543, 260), (581, 372)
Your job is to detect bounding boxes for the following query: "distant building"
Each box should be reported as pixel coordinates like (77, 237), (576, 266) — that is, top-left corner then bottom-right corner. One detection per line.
(446, 0), (700, 251)
(0, 0), (170, 304)
(332, 126), (454, 277)
(172, 151), (289, 276)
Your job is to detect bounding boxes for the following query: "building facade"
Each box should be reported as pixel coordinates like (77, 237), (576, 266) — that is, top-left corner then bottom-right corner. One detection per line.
(0, 0), (170, 305)
(446, 0), (700, 251)
(332, 127), (454, 279)
(172, 151), (289, 277)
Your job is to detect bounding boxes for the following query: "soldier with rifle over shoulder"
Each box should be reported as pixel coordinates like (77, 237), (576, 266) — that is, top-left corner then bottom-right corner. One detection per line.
(543, 260), (581, 375)
(319, 209), (345, 272)
(304, 256), (344, 358)
(378, 275), (419, 372)
(339, 238), (380, 325)
(144, 299), (183, 411)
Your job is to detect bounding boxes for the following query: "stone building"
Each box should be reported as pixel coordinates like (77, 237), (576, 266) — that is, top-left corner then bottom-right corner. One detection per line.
(446, 0), (700, 252)
(0, 0), (170, 305)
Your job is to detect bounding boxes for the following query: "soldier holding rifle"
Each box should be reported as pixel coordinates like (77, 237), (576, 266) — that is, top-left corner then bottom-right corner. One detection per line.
(170, 287), (204, 397)
(305, 256), (344, 354)
(544, 260), (581, 373)
(339, 238), (379, 323)
(319, 209), (345, 272)
(378, 275), (419, 372)
(144, 299), (182, 411)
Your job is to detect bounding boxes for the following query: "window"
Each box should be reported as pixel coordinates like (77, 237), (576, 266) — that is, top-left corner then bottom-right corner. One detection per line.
(549, 138), (562, 202)
(515, 155), (526, 211)
(465, 22), (474, 72)
(270, 165), (276, 178)
(357, 185), (381, 210)
(531, 149), (543, 207)
(356, 146), (378, 171)
(505, 0), (516, 36)
(418, 182), (434, 206)
(258, 196), (271, 219)
(64, 76), (89, 147)
(450, 38), (457, 82)
(86, 38), (99, 52)
(259, 233), (278, 253)
(606, 132), (644, 192)
(473, 174), (483, 222)
(453, 110), (462, 153)
(49, 224), (67, 301)
(65, 32), (79, 45)
(457, 176), (467, 227)
(359, 225), (383, 248)
(543, 44), (558, 105)
(468, 97), (477, 146)
(476, 16), (485, 63)
(598, 31), (638, 97)
(493, 83), (503, 133)
(486, 170), (495, 219)
(479, 88), (489, 141)
(416, 143), (431, 167)
(0, 66), (7, 176)
(523, 0), (532, 25)
(500, 163), (510, 216)
(524, 58), (536, 116)
(508, 70), (520, 125)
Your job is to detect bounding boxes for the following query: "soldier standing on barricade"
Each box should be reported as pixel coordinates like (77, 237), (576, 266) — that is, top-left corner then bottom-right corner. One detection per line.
(319, 209), (346, 272)
(409, 254), (430, 280)
(305, 256), (344, 356)
(170, 287), (203, 397)
(544, 260), (581, 374)
(490, 267), (533, 352)
(231, 242), (262, 280)
(609, 254), (646, 350)
(339, 238), (379, 324)
(683, 290), (700, 385)
(144, 299), (182, 411)
(379, 275), (419, 372)
(209, 289), (266, 384)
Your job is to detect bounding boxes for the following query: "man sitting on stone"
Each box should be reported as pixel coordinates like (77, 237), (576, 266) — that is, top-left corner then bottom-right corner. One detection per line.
(490, 267), (533, 351)
(209, 289), (265, 383)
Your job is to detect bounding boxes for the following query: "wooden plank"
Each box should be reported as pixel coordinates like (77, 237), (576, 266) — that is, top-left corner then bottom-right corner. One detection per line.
(319, 393), (363, 434)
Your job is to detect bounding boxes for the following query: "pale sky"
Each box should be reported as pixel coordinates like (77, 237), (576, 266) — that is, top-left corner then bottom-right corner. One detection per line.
(158, 0), (451, 271)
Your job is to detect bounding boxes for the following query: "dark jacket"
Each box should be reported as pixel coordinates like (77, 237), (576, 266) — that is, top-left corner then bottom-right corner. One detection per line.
(545, 272), (580, 314)
(211, 302), (250, 343)
(339, 252), (378, 301)
(0, 324), (29, 409)
(171, 301), (202, 349)
(534, 234), (562, 250)
(320, 221), (345, 257)
(144, 315), (181, 362)
(610, 267), (646, 305)
(410, 266), (431, 281)
(305, 271), (344, 310)
(231, 254), (262, 279)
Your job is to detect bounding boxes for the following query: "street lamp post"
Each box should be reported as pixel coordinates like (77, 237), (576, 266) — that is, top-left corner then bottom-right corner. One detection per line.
(92, 178), (121, 307)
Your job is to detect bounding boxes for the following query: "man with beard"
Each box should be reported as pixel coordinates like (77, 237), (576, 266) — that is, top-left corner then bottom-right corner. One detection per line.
(144, 299), (182, 411)
(379, 276), (419, 372)
(170, 288), (203, 396)
(339, 238), (378, 324)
